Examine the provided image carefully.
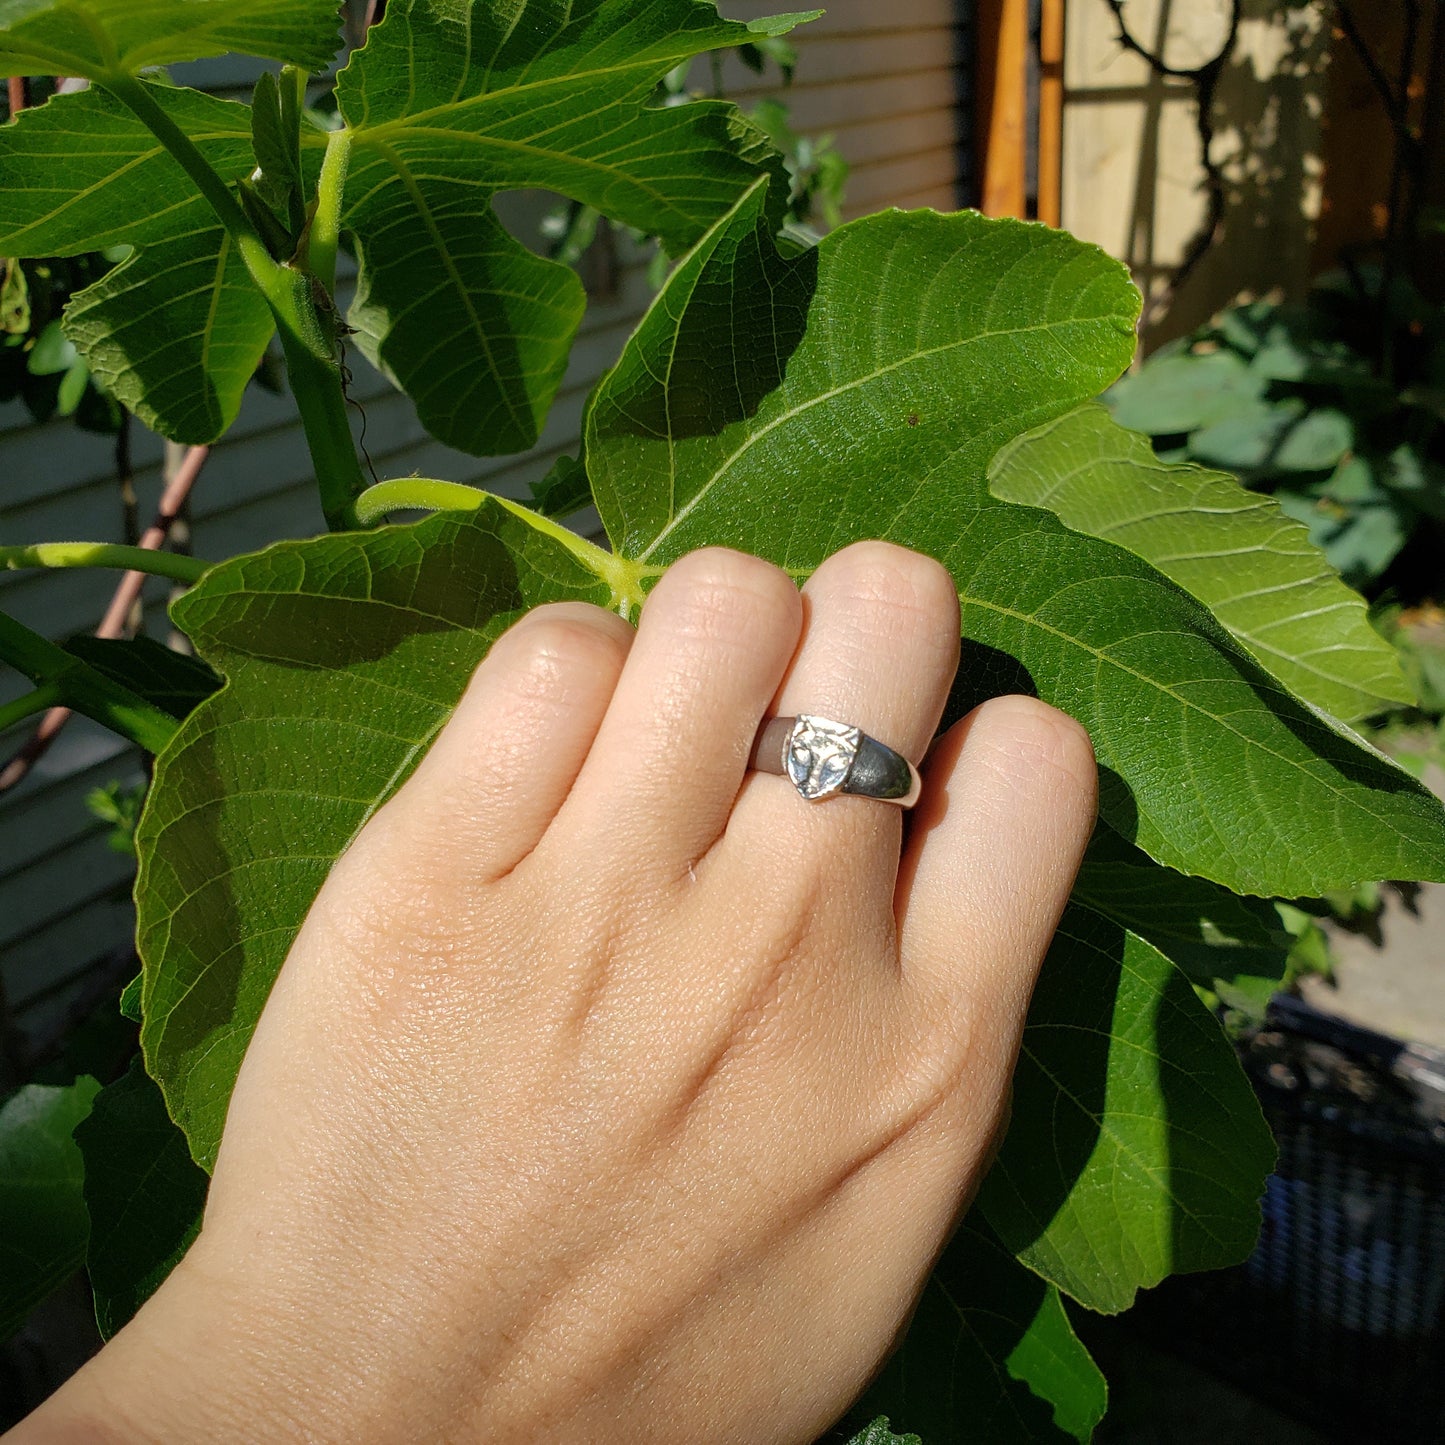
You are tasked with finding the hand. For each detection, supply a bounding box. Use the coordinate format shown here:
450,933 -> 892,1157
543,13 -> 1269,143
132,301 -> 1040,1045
18,543 -> 1096,1444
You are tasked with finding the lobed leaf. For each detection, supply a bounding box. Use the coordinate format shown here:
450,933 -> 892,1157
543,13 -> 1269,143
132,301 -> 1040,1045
0,0 -> 340,81
988,403 -> 1413,722
0,86 -> 272,442
137,501 -> 614,1168
857,1217 -> 1106,1442
75,1059 -> 208,1339
332,0 -> 811,456
979,907 -> 1276,1314
0,1077 -> 100,1339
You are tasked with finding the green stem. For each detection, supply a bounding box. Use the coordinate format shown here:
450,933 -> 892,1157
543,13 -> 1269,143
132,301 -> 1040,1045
352,480 -> 661,616
102,73 -> 271,275
280,328 -> 371,530
0,681 -> 62,733
0,612 -> 177,754
311,128 -> 351,293
0,543 -> 210,585
103,72 -> 368,532
352,477 -> 489,526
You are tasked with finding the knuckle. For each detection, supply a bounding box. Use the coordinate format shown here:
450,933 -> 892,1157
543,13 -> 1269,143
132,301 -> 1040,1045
819,542 -> 959,644
973,695 -> 1097,797
652,547 -> 797,640
489,607 -> 629,702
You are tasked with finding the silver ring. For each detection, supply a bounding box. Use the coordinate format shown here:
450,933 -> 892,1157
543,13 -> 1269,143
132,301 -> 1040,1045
749,714 -> 922,808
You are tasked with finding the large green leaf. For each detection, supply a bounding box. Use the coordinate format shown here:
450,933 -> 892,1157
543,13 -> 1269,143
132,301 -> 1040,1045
856,1218 -> 1106,1442
0,86 -> 272,442
0,1077 -> 100,1339
75,1059 -> 208,1340
138,500 -> 614,1169
978,906 -> 1275,1314
332,0 -> 812,456
988,404 -> 1412,723
584,197 -> 1445,897
0,0 -> 340,80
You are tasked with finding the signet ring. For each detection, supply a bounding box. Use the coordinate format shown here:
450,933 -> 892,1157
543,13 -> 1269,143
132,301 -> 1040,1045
749,714 -> 922,808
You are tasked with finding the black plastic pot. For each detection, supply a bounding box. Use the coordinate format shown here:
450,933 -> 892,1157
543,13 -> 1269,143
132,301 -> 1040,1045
1136,996 -> 1445,1441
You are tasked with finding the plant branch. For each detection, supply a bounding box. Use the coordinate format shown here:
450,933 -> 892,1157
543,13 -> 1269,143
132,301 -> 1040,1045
101,72 -> 269,269
0,681 -> 62,734
1102,0 -> 1242,329
0,543 -> 210,585
0,611 -> 177,754
0,443 -> 210,793
1334,1 -> 1419,157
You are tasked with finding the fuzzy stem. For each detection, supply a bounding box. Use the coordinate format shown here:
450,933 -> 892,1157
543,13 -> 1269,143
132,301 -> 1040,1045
0,543 -> 210,585
352,477 -> 489,525
311,128 -> 351,293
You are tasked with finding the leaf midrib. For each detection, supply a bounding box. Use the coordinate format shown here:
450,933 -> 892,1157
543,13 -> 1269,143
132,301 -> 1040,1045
633,315 -> 1116,562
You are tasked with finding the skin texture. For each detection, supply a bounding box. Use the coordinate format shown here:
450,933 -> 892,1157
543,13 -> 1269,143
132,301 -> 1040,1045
11,542 -> 1097,1445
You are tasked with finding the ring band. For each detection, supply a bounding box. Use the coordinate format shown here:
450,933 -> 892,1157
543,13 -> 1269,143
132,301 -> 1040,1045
749,714 -> 922,808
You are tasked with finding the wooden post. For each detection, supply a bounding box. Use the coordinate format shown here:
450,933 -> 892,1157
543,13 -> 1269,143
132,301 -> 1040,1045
1037,0 -> 1065,227
976,0 -> 1030,217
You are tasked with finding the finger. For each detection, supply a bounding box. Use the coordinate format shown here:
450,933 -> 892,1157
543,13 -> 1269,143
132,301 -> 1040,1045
723,540 -> 960,912
373,602 -> 634,880
896,695 -> 1097,1103
552,548 -> 802,873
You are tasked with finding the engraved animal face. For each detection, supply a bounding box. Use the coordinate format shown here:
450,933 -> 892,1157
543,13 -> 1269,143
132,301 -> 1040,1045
786,715 -> 861,801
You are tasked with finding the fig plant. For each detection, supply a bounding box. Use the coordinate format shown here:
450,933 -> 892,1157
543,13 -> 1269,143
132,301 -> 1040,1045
2,1 -> 1444,1439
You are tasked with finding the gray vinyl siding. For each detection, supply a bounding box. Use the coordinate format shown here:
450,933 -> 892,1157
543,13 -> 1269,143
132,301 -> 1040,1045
0,3 -> 967,1066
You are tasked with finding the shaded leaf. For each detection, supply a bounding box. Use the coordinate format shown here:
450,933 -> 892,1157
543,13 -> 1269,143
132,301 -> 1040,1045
0,1077 -> 100,1339
979,907 -> 1275,1313
138,501 -> 614,1168
65,636 -> 222,722
333,0 -> 812,455
64,221 -> 274,443
0,0 -> 340,81
529,453 -> 593,519
857,1217 -> 1105,1442
0,86 -> 272,443
1074,824 -> 1289,993
1186,399 -> 1352,475
987,403 -> 1412,721
250,68 -> 307,239
76,1058 -> 207,1339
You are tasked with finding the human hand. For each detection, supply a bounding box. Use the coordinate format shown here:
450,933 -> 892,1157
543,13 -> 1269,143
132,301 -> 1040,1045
18,542 -> 1096,1444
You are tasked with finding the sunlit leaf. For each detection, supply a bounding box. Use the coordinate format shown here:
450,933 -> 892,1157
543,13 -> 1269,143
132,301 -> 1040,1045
979,907 -> 1275,1313
333,0 -> 812,455
988,403 -> 1412,722
0,0 -> 340,81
